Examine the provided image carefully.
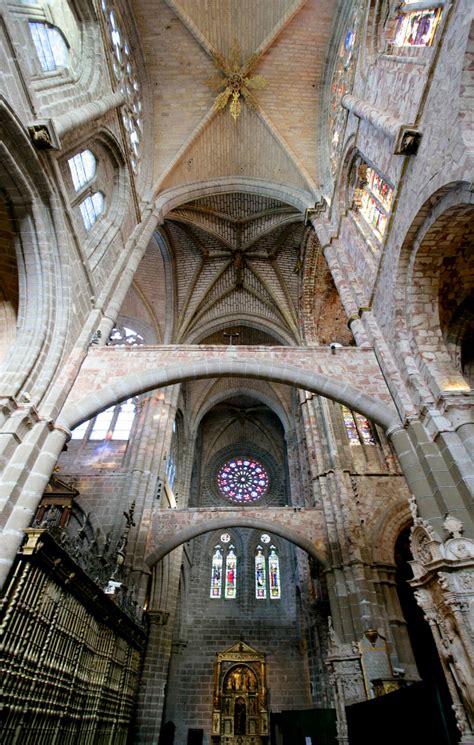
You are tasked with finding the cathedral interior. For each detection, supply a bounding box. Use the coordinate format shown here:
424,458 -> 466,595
0,1 -> 473,744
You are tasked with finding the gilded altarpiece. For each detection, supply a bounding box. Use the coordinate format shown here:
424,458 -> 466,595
212,642 -> 269,745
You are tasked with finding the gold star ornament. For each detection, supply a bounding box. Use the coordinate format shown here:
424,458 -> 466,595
208,41 -> 267,121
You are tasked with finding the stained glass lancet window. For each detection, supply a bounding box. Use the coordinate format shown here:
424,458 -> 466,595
341,405 -> 375,445
353,161 -> 394,240
393,5 -> 442,48
225,546 -> 237,599
217,457 -> 269,503
210,546 -> 223,598
255,547 -> 267,599
269,547 -> 281,599
328,0 -> 364,176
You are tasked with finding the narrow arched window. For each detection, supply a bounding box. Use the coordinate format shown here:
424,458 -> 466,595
70,398 -> 137,442
268,546 -> 281,599
210,546 -> 223,598
68,151 -> 97,192
79,192 -> 105,231
255,546 -> 267,599
225,546 -> 237,599
29,22 -> 68,72
357,166 -> 393,239
341,405 -> 375,445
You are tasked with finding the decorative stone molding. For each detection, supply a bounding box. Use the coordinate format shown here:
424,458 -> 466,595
409,516 -> 474,741
325,617 -> 365,745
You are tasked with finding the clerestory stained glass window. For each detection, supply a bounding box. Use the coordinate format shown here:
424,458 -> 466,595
225,546 -> 237,598
217,457 -> 269,503
353,161 -> 394,240
269,547 -> 281,599
341,405 -> 375,445
210,546 -> 223,598
394,7 -> 442,47
255,547 -> 266,599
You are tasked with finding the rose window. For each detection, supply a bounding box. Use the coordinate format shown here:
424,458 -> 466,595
217,457 -> 269,503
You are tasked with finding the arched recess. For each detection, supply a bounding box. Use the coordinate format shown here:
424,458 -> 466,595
188,318 -> 292,346
392,181 -> 474,399
191,386 -> 290,435
145,515 -> 325,568
0,99 -> 71,401
0,193 -> 19,365
59,357 -> 399,434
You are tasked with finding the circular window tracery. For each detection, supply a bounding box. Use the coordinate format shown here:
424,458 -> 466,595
217,457 -> 269,503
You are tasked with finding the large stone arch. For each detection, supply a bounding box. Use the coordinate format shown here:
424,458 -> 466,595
154,177 -> 314,219
392,181 -> 474,400
0,99 -> 71,401
145,515 -> 326,567
59,357 -> 399,433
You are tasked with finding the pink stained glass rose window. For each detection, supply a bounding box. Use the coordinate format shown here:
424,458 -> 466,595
217,457 -> 269,503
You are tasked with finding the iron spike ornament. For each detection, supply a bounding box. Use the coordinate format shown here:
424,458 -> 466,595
209,40 -> 267,121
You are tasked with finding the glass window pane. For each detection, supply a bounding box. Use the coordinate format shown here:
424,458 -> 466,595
29,22 -> 68,72
225,547 -> 237,599
79,192 -> 104,231
210,547 -> 223,598
70,421 -> 88,440
68,150 -> 96,191
255,547 -> 266,599
269,548 -> 281,599
90,409 -> 114,440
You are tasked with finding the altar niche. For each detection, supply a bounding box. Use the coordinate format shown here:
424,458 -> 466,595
211,642 -> 269,745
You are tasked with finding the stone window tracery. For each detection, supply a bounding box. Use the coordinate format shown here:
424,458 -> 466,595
107,325 -> 144,346
29,21 -> 68,72
217,457 -> 269,504
100,0 -> 143,174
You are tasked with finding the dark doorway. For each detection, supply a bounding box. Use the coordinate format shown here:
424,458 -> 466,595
186,728 -> 203,745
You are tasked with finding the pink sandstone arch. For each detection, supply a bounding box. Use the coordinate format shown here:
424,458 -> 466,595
59,357 -> 400,433
145,515 -> 325,567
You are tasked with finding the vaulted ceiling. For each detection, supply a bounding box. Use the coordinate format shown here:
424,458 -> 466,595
132,0 -> 338,200
164,193 -> 303,343
127,0 -> 342,346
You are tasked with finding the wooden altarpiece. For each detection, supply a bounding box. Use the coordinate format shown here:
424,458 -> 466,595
211,641 -> 269,745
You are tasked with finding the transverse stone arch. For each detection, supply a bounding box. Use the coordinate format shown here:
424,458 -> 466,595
145,515 -> 326,568
59,357 -> 400,434
154,177 -> 314,219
